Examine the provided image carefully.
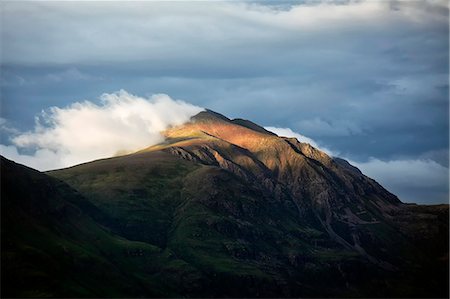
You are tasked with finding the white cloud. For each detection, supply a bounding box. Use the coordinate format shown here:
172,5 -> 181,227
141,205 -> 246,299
351,158 -> 449,204
0,117 -> 19,135
0,90 -> 203,170
264,126 -> 449,204
264,126 -> 337,156
352,158 -> 448,189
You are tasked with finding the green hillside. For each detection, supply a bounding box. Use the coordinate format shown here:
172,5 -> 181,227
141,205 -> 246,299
2,111 -> 448,297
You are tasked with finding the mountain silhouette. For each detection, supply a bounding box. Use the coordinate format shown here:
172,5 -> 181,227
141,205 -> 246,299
2,110 -> 448,297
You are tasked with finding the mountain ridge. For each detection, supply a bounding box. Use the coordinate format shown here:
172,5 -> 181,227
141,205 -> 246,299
2,110 -> 448,297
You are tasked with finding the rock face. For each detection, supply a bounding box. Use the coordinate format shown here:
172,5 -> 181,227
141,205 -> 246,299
151,111 -> 406,266
2,110 -> 449,298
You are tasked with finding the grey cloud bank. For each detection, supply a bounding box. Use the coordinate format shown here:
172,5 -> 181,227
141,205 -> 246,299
0,0 -> 448,203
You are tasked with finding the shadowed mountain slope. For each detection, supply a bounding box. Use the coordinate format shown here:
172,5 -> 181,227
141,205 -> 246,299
2,110 -> 448,297
1,156 -> 214,297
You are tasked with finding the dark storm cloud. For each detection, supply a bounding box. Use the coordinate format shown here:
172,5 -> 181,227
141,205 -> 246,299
0,0 -> 448,203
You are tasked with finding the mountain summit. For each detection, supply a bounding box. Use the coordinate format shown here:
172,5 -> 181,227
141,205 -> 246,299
2,110 -> 448,298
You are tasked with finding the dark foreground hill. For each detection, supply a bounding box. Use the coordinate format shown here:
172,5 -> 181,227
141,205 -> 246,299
1,110 -> 449,297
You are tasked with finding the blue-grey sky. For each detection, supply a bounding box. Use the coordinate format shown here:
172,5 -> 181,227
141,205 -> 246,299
0,0 -> 448,204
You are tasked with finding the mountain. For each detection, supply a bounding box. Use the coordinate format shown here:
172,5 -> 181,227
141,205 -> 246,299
2,110 -> 448,297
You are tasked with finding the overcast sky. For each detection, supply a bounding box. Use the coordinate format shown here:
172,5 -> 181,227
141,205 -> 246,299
0,0 -> 448,204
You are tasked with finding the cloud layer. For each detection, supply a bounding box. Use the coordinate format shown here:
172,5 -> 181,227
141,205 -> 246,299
0,90 -> 203,170
352,158 -> 449,204
0,0 -> 447,203
2,1 -> 447,65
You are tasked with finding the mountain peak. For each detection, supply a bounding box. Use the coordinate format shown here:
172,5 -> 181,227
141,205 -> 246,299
191,109 -> 231,123
156,110 -> 400,206
190,109 -> 276,136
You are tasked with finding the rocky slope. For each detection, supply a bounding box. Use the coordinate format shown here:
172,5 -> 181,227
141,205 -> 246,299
142,111 -> 415,268
2,110 -> 448,297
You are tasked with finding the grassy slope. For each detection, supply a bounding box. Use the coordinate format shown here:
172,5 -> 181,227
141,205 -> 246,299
48,150 -> 448,297
1,156 -> 194,297
50,151 -> 379,297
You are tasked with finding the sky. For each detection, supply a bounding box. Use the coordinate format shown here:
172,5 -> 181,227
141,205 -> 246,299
0,0 -> 448,204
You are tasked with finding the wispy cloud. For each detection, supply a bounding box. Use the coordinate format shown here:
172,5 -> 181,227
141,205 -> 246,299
0,90 -> 203,170
44,68 -> 101,83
